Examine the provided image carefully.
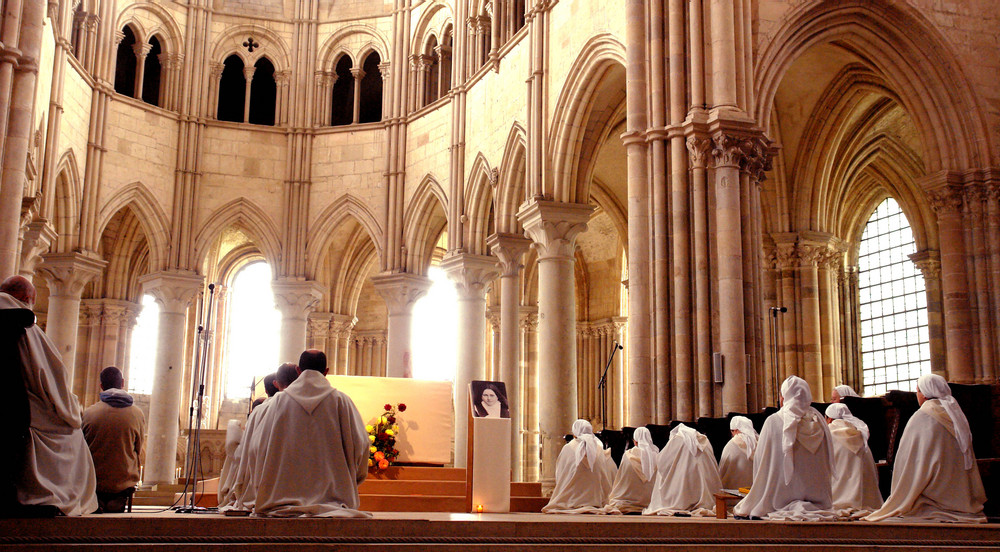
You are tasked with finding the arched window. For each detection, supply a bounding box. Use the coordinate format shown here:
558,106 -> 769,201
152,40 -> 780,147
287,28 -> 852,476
441,26 -> 453,95
141,36 -> 162,106
424,36 -> 440,107
71,3 -> 86,60
412,265 -> 458,381
223,262 -> 281,399
248,57 -> 276,126
359,52 -> 383,123
858,198 -> 930,395
114,26 -> 138,97
330,55 -> 354,126
217,55 -> 246,123
127,294 -> 160,395
513,0 -> 526,33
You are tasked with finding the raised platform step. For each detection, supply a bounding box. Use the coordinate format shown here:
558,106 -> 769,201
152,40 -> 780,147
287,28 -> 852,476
368,466 -> 466,481
1,513 -> 996,551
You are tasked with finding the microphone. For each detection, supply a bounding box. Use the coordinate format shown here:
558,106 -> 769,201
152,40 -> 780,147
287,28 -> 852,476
616,343 -> 624,350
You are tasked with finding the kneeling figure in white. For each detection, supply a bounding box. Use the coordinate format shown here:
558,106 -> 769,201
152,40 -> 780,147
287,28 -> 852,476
733,376 -> 836,521
605,427 -> 658,514
643,424 -> 721,517
719,416 -> 757,491
542,419 -> 615,514
825,403 -> 882,516
865,374 -> 986,523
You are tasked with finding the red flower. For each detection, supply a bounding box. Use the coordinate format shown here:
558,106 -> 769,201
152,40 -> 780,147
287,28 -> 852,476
378,432 -> 387,440
384,403 -> 392,411
398,403 -> 407,412
388,415 -> 396,423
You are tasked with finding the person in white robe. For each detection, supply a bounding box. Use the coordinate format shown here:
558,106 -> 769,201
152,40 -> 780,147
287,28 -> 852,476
216,418 -> 243,509
733,376 -> 837,521
644,424 -> 721,516
606,427 -> 658,514
218,395 -> 275,512
719,416 -> 757,490
831,385 -> 859,403
825,403 -> 882,516
244,350 -> 370,517
542,419 -> 616,514
1,277 -> 97,516
866,374 -> 986,523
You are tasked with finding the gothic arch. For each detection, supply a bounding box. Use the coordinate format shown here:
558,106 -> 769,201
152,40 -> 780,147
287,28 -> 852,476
589,178 -> 628,254
331,230 -> 380,316
496,122 -> 526,234
306,194 -> 384,278
192,198 -> 282,275
115,1 -> 183,55
319,24 -> 390,69
754,0 -> 993,171
51,150 -> 82,252
97,182 -> 170,273
403,175 -> 448,274
98,205 -> 151,301
548,34 -> 627,203
465,152 -> 495,255
411,0 -> 453,58
210,25 -> 291,73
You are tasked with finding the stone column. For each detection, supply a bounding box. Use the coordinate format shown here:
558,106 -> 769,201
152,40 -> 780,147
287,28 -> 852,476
330,313 -> 357,375
711,134 -> 747,413
378,62 -> 391,120
132,42 -> 151,100
307,312 -> 333,361
271,279 -> 323,365
487,307 -> 501,380
520,306 -> 539,482
139,270 -> 203,485
440,253 -> 500,468
911,252 -> 946,375
926,184 -> 974,382
242,65 -> 256,123
372,273 -> 432,377
37,253 -> 106,386
517,199 -> 592,488
487,232 -> 531,480
350,67 -> 365,124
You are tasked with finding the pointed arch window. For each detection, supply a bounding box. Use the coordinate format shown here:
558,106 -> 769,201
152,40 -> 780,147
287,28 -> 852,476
330,56 -> 354,126
424,36 -> 440,107
127,294 -> 160,395
113,26 -> 164,107
217,55 -> 246,123
141,36 -> 163,106
359,52 -> 383,123
223,262 -> 281,399
858,198 -> 930,395
249,57 -> 277,126
114,26 -> 138,97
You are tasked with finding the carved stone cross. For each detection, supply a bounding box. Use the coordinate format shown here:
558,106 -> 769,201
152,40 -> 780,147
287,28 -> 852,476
243,37 -> 260,53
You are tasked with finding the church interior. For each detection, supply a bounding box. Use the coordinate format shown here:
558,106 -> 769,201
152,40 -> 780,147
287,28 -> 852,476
1,0 -> 999,548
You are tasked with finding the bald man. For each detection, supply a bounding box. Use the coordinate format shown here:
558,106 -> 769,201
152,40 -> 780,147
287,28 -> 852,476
0,276 -> 97,516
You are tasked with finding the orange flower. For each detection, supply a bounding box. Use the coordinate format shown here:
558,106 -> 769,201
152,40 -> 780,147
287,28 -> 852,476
378,459 -> 389,470
374,451 -> 384,461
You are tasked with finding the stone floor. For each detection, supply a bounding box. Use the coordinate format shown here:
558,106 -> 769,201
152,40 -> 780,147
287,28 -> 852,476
1,508 -> 997,551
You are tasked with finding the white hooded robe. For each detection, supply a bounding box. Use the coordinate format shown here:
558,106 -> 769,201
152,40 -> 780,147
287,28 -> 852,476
542,420 -> 615,514
3,293 -> 97,516
605,427 -> 657,514
825,404 -> 882,516
643,424 -> 721,517
719,434 -> 754,491
244,370 -> 370,517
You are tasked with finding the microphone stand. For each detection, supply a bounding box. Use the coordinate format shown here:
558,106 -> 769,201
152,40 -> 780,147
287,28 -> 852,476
178,283 -> 217,513
597,342 -> 623,431
768,306 -> 787,406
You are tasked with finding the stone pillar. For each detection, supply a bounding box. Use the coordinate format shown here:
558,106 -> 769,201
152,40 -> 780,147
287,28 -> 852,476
926,184 -> 974,382
487,232 -> 531,480
132,42 -> 151,100
440,253 -> 500,468
330,313 -> 357,375
517,199 -> 592,488
372,273 -> 432,377
242,66 -> 256,123
520,306 -> 539,482
271,280 -> 323,365
139,270 -> 203,485
911,252 -> 946,376
307,312 -> 333,361
350,67 -> 365,124
711,134 -> 747,413
37,253 -> 106,386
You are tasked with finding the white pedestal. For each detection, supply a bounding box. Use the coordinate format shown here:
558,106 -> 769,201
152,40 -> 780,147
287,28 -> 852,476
468,417 -> 511,513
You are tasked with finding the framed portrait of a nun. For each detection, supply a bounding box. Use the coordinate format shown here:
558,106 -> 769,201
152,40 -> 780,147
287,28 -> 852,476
470,381 -> 511,419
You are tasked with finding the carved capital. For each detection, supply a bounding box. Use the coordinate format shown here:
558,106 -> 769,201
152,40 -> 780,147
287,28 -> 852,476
909,250 -> 941,281
519,308 -> 539,331
19,220 -> 57,278
927,186 -> 964,215
271,279 -> 324,321
711,133 -> 753,169
486,307 -> 501,331
487,233 -> 532,277
79,300 -> 104,327
139,270 -> 204,315
329,313 -> 358,337
685,136 -> 713,168
307,312 -> 334,338
350,67 -> 366,80
517,199 -> 593,261
440,253 -> 501,301
372,272 -> 432,316
38,252 -> 106,298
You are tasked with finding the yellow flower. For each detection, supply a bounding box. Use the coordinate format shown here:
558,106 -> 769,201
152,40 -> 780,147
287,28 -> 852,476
380,416 -> 388,424
368,459 -> 373,467
365,424 -> 374,433
392,425 -> 399,432
385,429 -> 394,437
369,435 -> 375,443
370,445 -> 377,453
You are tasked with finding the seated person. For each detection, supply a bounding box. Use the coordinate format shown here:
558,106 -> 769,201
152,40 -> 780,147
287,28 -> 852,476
825,403 -> 882,516
644,424 -> 721,516
246,350 -> 370,517
275,362 -> 299,391
1,276 -> 97,516
542,419 -> 615,514
831,385 -> 859,403
606,427 -> 658,514
82,367 -> 146,513
734,376 -> 836,521
719,416 -> 757,490
866,374 -> 986,523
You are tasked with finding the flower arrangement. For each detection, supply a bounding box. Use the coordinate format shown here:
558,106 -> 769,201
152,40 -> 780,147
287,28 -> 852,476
367,402 -> 406,473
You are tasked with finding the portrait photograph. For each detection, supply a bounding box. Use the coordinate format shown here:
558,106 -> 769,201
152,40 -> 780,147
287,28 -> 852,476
469,380 -> 511,419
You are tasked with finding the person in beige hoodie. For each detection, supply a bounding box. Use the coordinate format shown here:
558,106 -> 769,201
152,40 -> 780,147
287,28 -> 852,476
82,366 -> 145,513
